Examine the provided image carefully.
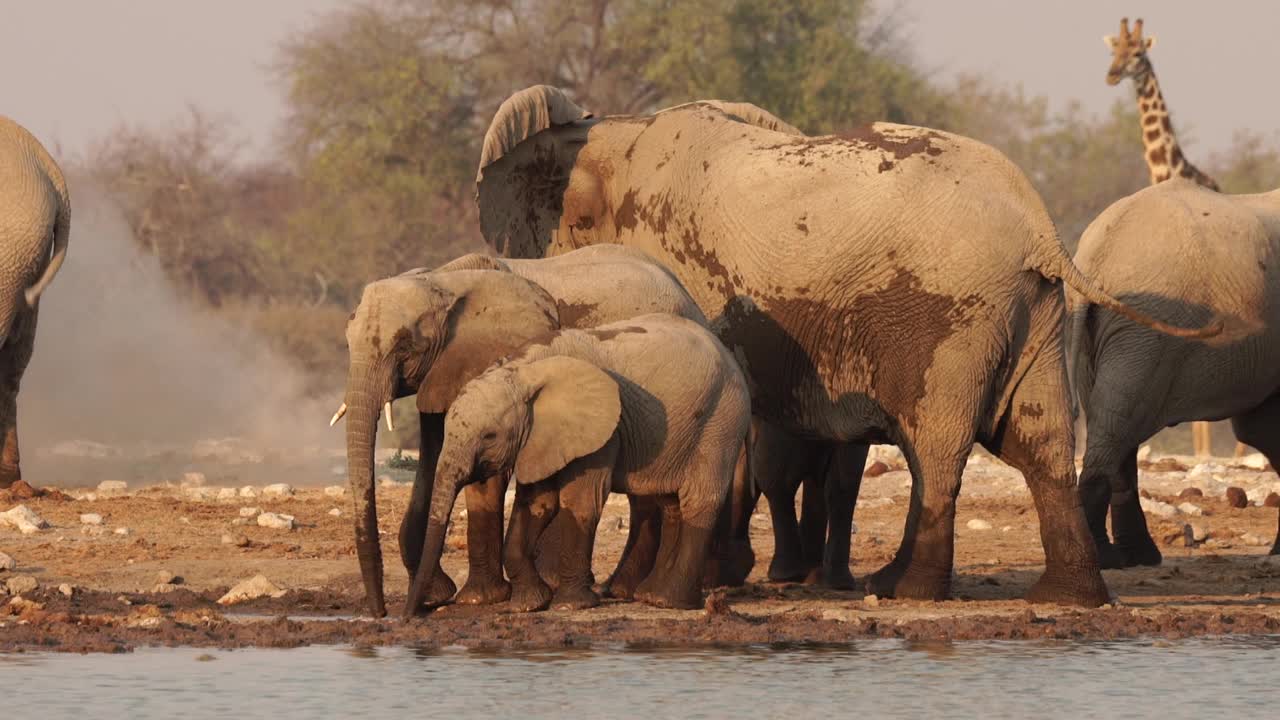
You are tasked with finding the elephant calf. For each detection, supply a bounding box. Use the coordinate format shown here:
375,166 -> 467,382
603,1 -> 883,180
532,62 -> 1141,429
404,314 -> 751,616
1070,179 -> 1280,566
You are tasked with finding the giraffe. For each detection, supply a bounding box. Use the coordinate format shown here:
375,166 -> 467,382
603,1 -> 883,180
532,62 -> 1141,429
1104,17 -> 1246,459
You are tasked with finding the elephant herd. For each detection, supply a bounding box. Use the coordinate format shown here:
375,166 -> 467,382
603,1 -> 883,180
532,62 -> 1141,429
1,81 -> 1277,621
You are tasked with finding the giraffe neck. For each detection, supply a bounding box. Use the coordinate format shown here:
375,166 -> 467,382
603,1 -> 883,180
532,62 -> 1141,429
1131,59 -> 1218,190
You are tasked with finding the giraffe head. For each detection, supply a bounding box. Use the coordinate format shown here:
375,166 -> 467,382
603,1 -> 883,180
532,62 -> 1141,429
1103,17 -> 1156,86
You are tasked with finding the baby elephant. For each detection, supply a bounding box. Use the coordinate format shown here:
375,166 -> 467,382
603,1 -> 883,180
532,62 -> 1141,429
404,314 -> 751,616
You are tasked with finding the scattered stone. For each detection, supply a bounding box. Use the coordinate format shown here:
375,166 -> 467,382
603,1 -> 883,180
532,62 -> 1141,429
863,594 -> 880,608
238,507 -> 260,518
185,486 -> 222,502
117,595 -> 133,605
1188,463 -> 1228,481
0,505 -> 49,534
1265,492 -> 1280,509
328,508 -> 342,517
261,483 -> 294,497
1240,533 -> 1270,547
230,517 -> 250,526
58,583 -> 74,597
1176,502 -> 1204,517
96,480 -> 129,497
1237,453 -> 1271,471
79,513 -> 104,525
155,570 -> 183,585
8,596 -> 43,613
1178,487 -> 1204,499
1246,485 -> 1274,506
114,527 -> 130,536
239,486 -> 258,498
1189,523 -> 1209,543
323,485 -> 346,498
221,533 -> 250,547
256,512 -> 296,530
863,461 -> 890,478
217,574 -> 286,605
5,575 -> 38,595
1139,497 -> 1179,518
0,551 -> 13,570
1225,487 -> 1249,509
966,519 -> 993,531
216,487 -> 238,501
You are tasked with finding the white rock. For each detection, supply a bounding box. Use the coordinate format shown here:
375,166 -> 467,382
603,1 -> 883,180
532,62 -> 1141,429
1136,445 -> 1152,462
0,505 -> 49,534
5,575 -> 37,595
58,583 -> 74,597
863,594 -> 880,608
1238,453 -> 1271,470
323,485 -> 346,498
1190,523 -> 1209,542
181,472 -> 207,487
1139,497 -> 1179,518
256,512 -> 296,530
966,519 -> 993,531
114,527 -> 130,536
1187,463 -> 1228,482
1240,533 -> 1270,547
79,513 -> 103,525
216,487 -> 238,501
261,483 -> 294,497
217,574 -> 286,604
328,508 -> 342,517
239,486 -> 258,498
0,551 -> 15,571
96,480 -> 129,497
1246,485 -> 1275,506
238,507 -> 260,518
1176,502 -> 1203,517
1001,526 -> 1013,532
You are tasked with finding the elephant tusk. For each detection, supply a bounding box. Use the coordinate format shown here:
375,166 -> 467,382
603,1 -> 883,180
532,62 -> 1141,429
329,402 -> 348,427
384,402 -> 395,432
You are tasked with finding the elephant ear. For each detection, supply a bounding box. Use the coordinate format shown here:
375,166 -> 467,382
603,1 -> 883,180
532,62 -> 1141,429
416,270 -> 559,414
512,355 -> 621,485
476,85 -> 593,185
432,253 -> 509,273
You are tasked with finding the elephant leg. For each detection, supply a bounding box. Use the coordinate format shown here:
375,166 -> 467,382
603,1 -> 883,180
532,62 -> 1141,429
551,438 -> 616,610
822,442 -> 867,590
756,423 -> 810,582
1231,397 -> 1280,556
1108,450 -> 1161,567
455,473 -> 512,605
398,413 -> 457,608
503,481 -> 558,612
799,465 -> 830,584
0,306 -> 36,490
990,352 -> 1109,607
1079,438 -> 1147,569
702,439 -> 758,588
603,495 -> 661,599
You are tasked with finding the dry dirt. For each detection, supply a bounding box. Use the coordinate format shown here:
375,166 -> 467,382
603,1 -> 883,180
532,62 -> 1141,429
2,448 -> 1280,653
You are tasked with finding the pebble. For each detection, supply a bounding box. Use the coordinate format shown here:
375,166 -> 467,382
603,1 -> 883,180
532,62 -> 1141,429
58,583 -> 74,597
1266,492 -> 1280,509
221,533 -> 250,547
0,505 -> 49,534
328,508 -> 342,517
5,575 -> 38,595
863,594 -> 880,608
1189,523 -> 1209,542
96,480 -> 129,497
155,570 -> 182,585
239,486 -> 258,498
1238,453 -> 1271,470
257,512 -> 296,530
323,485 -> 346,498
79,513 -> 104,525
238,507 -> 261,518
1139,497 -> 1179,518
863,461 -> 891,478
966,519 -> 993,531
1177,487 -> 1204,499
1225,487 -> 1249,509
217,574 -> 286,605
1240,533 -> 1270,547
261,483 -> 295,497
0,551 -> 14,570
114,527 -> 130,536
216,488 -> 239,501
1176,502 -> 1203,517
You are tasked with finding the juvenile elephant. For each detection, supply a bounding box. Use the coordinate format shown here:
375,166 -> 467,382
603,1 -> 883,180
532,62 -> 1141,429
404,314 -> 751,616
1070,179 -> 1280,566
336,245 -> 725,617
475,85 -> 1221,606
0,117 -> 71,489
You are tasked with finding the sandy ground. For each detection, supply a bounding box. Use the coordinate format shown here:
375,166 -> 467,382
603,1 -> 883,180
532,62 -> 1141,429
2,445 -> 1280,653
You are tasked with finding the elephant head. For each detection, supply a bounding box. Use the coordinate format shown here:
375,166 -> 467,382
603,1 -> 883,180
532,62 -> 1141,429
339,269 -> 559,617
403,355 -> 621,616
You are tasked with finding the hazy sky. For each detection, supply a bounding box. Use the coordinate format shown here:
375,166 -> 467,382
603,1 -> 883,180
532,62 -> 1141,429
1,1 -> 1273,162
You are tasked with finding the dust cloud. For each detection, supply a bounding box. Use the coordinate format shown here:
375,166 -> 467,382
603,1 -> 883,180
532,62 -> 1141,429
19,184 -> 344,487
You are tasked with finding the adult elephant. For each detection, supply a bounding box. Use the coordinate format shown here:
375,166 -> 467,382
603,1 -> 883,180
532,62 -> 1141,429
474,85 -> 1220,605
1070,179 -> 1280,565
0,117 -> 71,489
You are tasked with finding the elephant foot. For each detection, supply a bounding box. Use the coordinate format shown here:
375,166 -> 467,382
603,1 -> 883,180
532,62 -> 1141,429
405,572 -> 458,615
865,561 -> 950,601
1113,536 -> 1162,568
0,464 -> 20,491
1094,539 -> 1130,570
1025,567 -> 1110,608
704,540 -> 754,588
635,577 -> 703,610
822,563 -> 858,591
602,567 -> 644,600
455,570 -> 511,606
801,566 -> 823,585
767,553 -> 810,583
509,579 -> 552,613
551,585 -> 600,611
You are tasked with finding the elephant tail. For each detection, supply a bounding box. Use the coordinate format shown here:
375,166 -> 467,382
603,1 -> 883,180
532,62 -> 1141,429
1065,303 -> 1095,421
24,143 -> 71,307
1030,249 -> 1223,340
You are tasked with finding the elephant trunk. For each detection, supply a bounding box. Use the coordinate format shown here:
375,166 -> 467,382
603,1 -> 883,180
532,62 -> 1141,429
404,448 -> 469,618
344,357 -> 394,617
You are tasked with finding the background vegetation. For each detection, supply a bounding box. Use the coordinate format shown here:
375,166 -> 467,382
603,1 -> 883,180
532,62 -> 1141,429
77,0 -> 1280,448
